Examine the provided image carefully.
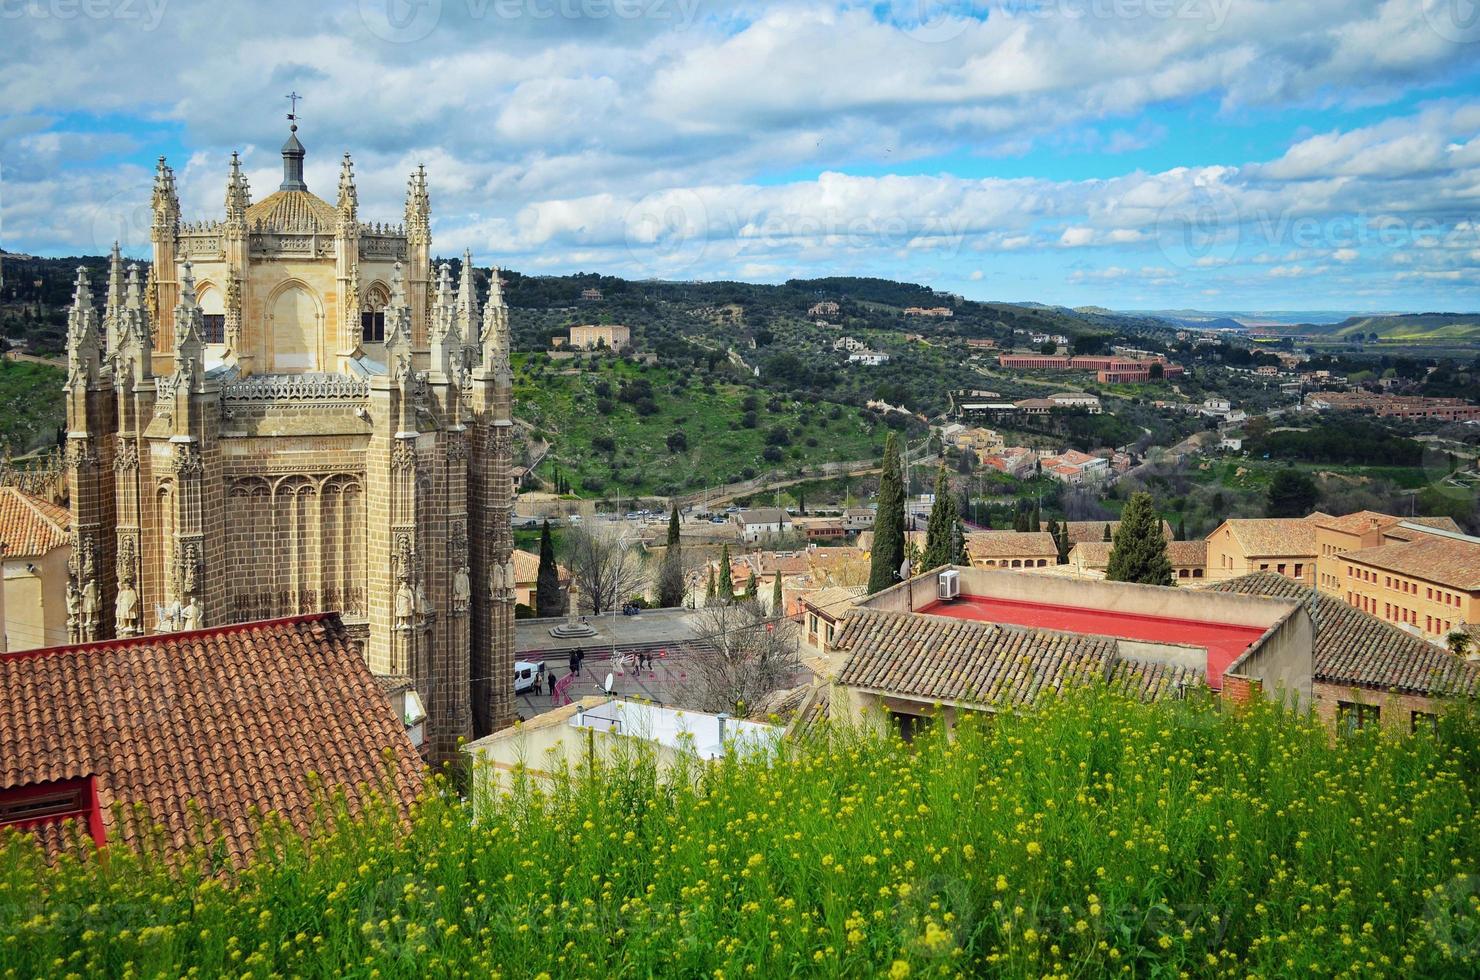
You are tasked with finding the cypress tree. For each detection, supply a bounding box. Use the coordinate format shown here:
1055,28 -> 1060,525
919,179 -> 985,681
1106,492 -> 1174,587
867,433 -> 907,594
923,469 -> 961,571
535,520 -> 562,616
1031,499 -> 1041,532
655,504 -> 686,608
705,567 -> 716,603
718,545 -> 734,604
1055,522 -> 1070,564
772,568 -> 783,613
667,504 -> 681,547
745,570 -> 759,602
1103,522 -> 1112,542
1175,516 -> 1187,541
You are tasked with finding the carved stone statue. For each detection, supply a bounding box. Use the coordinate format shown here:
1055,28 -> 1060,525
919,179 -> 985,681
395,580 -> 415,630
81,578 -> 99,629
116,582 -> 139,636
452,565 -> 471,613
414,580 -> 433,623
66,579 -> 82,640
181,595 -> 201,632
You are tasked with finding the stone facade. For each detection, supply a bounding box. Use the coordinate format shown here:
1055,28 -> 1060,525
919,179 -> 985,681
64,126 -> 516,761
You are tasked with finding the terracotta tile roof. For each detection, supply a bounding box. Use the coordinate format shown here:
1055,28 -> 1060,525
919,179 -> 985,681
738,508 -> 788,526
1209,573 -> 1479,696
834,608 -> 1201,709
0,614 -> 424,863
1167,540 -> 1208,566
1339,536 -> 1480,591
1071,542 -> 1113,568
512,549 -> 567,584
1312,511 -> 1461,537
800,586 -> 864,620
1062,520 -> 1174,545
0,487 -> 71,558
1216,516 -> 1327,557
1072,539 -> 1204,570
964,531 -> 1058,559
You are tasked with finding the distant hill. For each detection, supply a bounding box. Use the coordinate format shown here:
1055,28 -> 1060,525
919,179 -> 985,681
1285,312 -> 1480,342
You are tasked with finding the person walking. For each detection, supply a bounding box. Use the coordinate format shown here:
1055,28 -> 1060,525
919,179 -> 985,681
569,650 -> 580,677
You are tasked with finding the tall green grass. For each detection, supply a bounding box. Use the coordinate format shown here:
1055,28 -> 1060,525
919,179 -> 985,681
3,689 -> 1478,977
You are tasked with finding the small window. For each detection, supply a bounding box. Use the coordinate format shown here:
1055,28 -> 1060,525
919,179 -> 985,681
201,313 -> 225,344
1411,711 -> 1438,734
1294,563 -> 1303,578
0,778 -> 95,841
1277,563 -> 1287,576
361,311 -> 386,344
1337,701 -> 1380,734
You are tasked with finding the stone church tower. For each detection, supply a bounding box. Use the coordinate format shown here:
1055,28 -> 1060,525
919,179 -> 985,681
63,122 -> 517,759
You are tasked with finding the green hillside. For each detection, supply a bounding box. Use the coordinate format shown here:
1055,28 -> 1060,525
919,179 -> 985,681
513,353 -> 892,498
0,359 -> 65,453
1297,313 -> 1480,342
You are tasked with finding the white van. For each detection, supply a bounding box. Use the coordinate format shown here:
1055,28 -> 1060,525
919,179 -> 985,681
514,660 -> 547,694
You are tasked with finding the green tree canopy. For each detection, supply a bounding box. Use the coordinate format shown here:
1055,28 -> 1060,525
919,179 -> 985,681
867,432 -> 906,594
1106,492 -> 1173,587
1266,469 -> 1319,518
535,520 -> 563,616
923,469 -> 965,570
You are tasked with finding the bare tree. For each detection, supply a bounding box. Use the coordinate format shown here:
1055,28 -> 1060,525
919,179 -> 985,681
565,526 -> 648,615
687,602 -> 801,715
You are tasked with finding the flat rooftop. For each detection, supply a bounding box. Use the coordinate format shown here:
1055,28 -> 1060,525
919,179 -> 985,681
917,595 -> 1269,689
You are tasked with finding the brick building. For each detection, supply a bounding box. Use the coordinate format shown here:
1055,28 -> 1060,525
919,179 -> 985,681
61,123 -> 517,761
1213,573 -> 1479,733
1205,516 -> 1325,587
1330,530 -> 1480,642
562,324 -> 630,350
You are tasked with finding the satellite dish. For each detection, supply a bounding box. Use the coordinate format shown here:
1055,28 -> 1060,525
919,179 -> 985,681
899,558 -> 912,580
603,672 -> 615,694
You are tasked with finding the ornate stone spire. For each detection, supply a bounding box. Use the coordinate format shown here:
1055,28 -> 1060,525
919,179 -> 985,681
429,261 -> 458,376
337,152 -> 358,231
171,261 -> 205,389
456,249 -> 480,356
384,262 -> 412,366
345,261 -> 362,349
151,157 -> 179,233
102,242 -> 125,355
481,266 -> 511,383
65,267 -> 103,391
225,151 -> 251,226
144,263 -> 160,328
404,165 -> 430,245
115,263 -> 154,386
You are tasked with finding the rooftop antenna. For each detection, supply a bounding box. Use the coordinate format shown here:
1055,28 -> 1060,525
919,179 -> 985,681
603,672 -> 615,696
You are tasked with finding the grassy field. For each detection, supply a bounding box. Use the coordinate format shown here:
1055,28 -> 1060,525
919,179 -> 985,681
0,359 -> 65,454
3,688 -> 1477,977
513,354 -> 889,498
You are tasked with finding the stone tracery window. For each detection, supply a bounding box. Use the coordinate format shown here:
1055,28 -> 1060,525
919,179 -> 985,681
361,283 -> 389,344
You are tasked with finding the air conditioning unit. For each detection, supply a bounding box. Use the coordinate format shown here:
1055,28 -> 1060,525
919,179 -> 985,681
938,569 -> 960,601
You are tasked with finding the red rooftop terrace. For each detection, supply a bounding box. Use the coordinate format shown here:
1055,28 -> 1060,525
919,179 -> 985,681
861,566 -> 1314,701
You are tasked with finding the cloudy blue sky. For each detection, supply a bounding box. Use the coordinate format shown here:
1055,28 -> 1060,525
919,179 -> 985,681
2,0 -> 1479,311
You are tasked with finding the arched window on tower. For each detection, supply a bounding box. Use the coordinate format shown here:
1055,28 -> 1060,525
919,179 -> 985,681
361,283 -> 389,344
197,282 -> 225,344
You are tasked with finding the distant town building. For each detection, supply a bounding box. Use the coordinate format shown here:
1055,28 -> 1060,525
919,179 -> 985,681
1206,517 -> 1325,587
902,306 -> 953,317
579,287 -> 603,301
735,507 -> 790,543
807,301 -> 840,318
832,336 -> 868,352
1038,449 -> 1110,485
1327,526 -> 1479,642
560,323 -> 631,350
1049,392 -> 1103,413
848,350 -> 889,366
997,353 -> 1183,382
965,338 -> 997,349
963,531 -> 1059,569
981,447 -> 1037,479
1303,390 -> 1480,421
